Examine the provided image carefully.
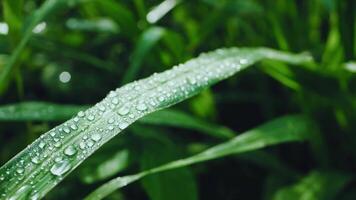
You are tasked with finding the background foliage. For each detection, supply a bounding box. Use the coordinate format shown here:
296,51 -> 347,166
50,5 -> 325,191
0,0 -> 355,199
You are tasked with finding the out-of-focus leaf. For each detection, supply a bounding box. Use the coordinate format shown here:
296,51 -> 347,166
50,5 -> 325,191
141,109 -> 234,139
2,0 -> 23,38
190,89 -> 216,120
272,171 -> 351,200
79,150 -> 129,184
146,0 -> 181,24
85,115 -> 311,200
344,62 -> 356,73
0,102 -> 88,121
92,0 -> 137,37
122,27 -> 166,84
0,0 -> 87,95
66,18 -> 119,33
135,127 -> 198,200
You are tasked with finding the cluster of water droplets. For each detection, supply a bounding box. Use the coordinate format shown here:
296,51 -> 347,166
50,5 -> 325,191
0,48 -> 258,199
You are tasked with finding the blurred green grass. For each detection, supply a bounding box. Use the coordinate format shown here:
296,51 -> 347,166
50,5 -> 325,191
0,0 -> 355,199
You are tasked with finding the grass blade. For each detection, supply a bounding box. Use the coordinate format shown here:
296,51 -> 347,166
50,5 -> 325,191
85,115 -> 311,200
0,47 -> 311,199
141,109 -> 234,139
0,102 -> 88,121
272,171 -> 351,200
122,27 -> 166,84
0,102 -> 233,139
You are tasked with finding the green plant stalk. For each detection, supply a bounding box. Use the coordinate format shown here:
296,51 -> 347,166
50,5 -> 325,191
0,47 -> 311,199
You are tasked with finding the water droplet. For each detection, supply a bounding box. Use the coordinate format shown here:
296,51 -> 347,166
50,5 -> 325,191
99,105 -> 106,111
70,124 -> 77,130
50,132 -> 56,137
54,141 -> 62,148
50,160 -> 72,176
108,91 -> 117,97
78,111 -> 85,117
108,125 -> 114,131
64,145 -> 77,156
111,98 -> 119,105
158,96 -> 165,102
108,118 -> 115,124
118,107 -> 130,115
240,59 -> 248,64
16,168 -> 24,174
39,142 -> 46,149
31,157 -> 40,164
79,142 -> 86,150
55,157 -> 63,162
91,133 -> 102,141
136,103 -> 147,111
87,140 -> 94,147
63,127 -> 70,133
119,122 -> 129,129
87,115 -> 95,121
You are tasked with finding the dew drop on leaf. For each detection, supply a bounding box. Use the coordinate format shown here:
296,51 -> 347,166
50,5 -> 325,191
64,145 -> 77,156
78,111 -> 85,117
118,107 -> 130,116
91,133 -> 102,142
136,103 -> 147,111
87,115 -> 95,121
38,142 -> 46,149
50,160 -> 72,176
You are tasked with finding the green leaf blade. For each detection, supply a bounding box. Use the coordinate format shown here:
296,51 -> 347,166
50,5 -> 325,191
85,114 -> 311,200
0,47 -> 311,199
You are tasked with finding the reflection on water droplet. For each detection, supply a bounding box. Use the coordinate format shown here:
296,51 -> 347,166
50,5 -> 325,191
119,122 -> 129,129
87,115 -> 95,121
87,140 -> 94,147
54,142 -> 62,148
99,105 -> 106,111
63,127 -> 70,133
50,160 -> 72,176
70,124 -> 77,130
31,157 -> 40,164
118,107 -> 129,115
79,142 -> 86,150
16,168 -> 24,174
39,142 -> 46,149
64,145 -> 77,156
112,98 -> 119,105
136,103 -> 147,111
91,133 -> 102,141
78,111 -> 85,117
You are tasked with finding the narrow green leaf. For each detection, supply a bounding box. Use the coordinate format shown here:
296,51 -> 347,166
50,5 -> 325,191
0,102 -> 233,139
122,27 -> 166,84
0,102 -> 88,121
141,109 -> 234,139
79,149 -> 129,184
137,128 -> 198,200
2,0 -> 23,38
272,171 -> 351,200
85,114 -> 311,200
0,47 -> 311,199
